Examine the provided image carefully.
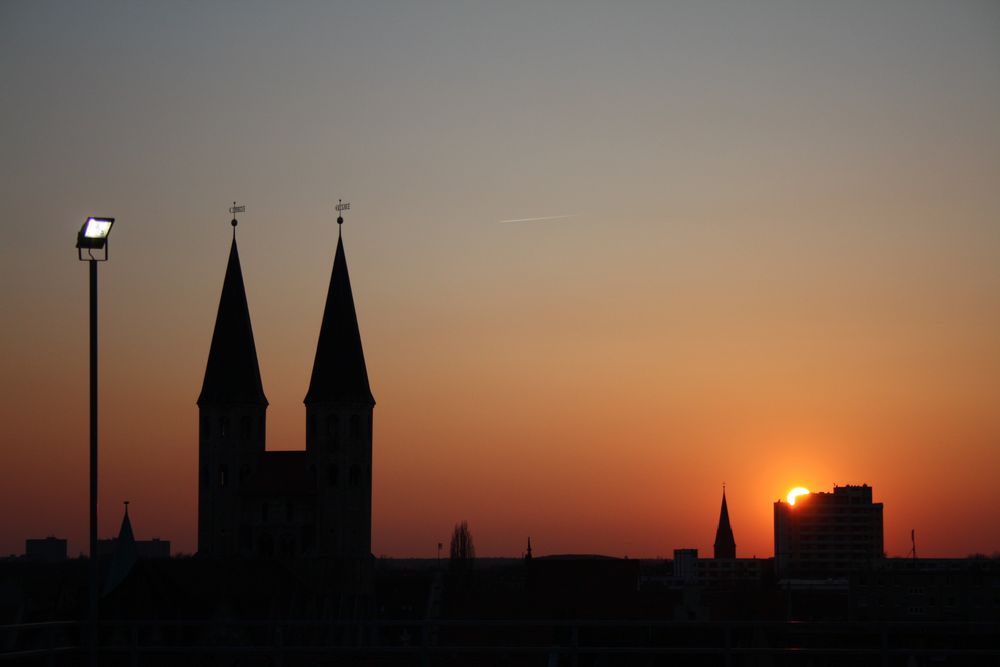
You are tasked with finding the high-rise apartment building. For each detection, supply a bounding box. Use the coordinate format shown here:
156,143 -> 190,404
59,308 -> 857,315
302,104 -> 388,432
774,484 -> 883,577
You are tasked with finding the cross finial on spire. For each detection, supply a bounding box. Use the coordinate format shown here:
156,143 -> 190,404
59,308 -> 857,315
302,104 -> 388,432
123,500 -> 130,515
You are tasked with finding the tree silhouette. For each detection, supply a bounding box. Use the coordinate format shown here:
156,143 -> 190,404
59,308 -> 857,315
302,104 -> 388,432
449,521 -> 475,567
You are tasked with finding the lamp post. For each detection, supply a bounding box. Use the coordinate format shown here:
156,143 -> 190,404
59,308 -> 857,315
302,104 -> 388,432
76,216 -> 114,667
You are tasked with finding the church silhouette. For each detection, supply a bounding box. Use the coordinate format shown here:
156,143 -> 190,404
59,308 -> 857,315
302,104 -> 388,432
196,210 -> 374,578
714,487 -> 736,559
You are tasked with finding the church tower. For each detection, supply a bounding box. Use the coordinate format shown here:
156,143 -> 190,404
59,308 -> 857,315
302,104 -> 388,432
197,219 -> 268,558
304,211 -> 375,560
713,487 -> 736,559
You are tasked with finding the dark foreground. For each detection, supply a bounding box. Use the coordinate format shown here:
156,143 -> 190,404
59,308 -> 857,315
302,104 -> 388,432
2,556 -> 998,665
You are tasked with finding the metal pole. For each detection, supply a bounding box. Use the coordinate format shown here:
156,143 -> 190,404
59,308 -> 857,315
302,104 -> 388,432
89,259 -> 98,667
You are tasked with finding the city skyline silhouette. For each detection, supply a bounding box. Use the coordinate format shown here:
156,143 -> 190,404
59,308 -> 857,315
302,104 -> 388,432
2,2 -> 999,563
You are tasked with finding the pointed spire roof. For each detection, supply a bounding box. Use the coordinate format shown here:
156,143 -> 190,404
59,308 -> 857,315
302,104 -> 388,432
198,238 -> 268,406
104,502 -> 138,595
714,487 -> 736,559
304,234 -> 375,405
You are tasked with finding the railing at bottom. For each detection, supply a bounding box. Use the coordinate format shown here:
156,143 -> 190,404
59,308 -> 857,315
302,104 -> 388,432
2,619 -> 998,665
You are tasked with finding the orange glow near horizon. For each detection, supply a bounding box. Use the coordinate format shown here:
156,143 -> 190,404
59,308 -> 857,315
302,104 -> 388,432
2,2 -> 1000,561
786,487 -> 811,506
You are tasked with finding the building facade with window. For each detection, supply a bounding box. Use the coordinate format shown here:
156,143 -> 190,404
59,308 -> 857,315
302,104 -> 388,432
774,484 -> 883,578
196,223 -> 375,567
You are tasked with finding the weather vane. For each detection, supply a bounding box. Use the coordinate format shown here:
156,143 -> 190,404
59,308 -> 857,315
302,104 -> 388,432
229,201 -> 246,226
335,199 -> 350,226
229,201 -> 246,238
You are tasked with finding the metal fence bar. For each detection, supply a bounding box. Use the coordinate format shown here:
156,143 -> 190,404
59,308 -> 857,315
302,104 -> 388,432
0,647 -> 78,661
2,618 -> 998,662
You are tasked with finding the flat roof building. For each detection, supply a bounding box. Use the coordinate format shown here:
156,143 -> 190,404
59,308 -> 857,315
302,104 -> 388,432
25,537 -> 67,562
774,484 -> 883,578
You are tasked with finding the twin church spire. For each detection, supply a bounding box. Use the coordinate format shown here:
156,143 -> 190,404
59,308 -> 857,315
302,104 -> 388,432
197,204 -> 375,562
199,205 -> 373,409
197,237 -> 268,407
305,234 -> 375,405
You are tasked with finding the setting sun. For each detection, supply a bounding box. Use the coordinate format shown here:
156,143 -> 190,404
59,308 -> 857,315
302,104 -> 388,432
787,487 -> 811,505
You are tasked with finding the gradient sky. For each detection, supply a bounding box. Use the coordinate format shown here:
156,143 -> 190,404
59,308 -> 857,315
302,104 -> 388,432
2,1 -> 999,559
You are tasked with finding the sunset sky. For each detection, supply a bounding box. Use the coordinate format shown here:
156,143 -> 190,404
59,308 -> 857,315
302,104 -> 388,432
2,1 -> 999,559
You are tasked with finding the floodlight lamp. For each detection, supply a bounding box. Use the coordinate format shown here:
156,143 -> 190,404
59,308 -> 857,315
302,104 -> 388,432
76,217 -> 115,251
83,218 -> 113,239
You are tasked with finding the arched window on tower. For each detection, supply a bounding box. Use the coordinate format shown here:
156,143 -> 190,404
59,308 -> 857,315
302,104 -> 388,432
220,417 -> 230,440
327,415 -> 339,451
219,465 -> 228,488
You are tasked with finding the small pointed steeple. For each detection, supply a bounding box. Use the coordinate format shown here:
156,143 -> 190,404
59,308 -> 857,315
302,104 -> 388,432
304,233 -> 375,405
104,501 -> 138,595
198,236 -> 268,406
525,536 -> 533,561
713,486 -> 736,559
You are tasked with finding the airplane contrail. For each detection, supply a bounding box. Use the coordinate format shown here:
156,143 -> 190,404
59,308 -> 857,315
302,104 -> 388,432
499,213 -> 579,223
